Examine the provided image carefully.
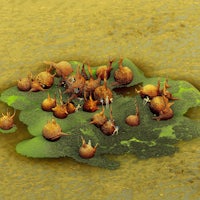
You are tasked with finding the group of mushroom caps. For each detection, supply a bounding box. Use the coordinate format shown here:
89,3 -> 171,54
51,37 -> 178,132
0,58 -> 178,159
136,79 -> 178,121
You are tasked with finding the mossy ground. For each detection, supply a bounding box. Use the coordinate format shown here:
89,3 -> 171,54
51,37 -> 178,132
0,59 -> 200,169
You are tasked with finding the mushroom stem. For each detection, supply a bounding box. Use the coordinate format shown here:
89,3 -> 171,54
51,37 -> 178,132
118,57 -> 123,70
100,105 -> 105,115
60,132 -> 70,136
81,136 -> 86,145
94,143 -> 99,149
165,78 -> 170,88
108,58 -> 114,68
134,98 -> 139,116
103,71 -> 108,89
109,105 -> 114,121
157,79 -> 161,94
10,110 -> 16,119
58,89 -> 64,105
87,64 -> 94,79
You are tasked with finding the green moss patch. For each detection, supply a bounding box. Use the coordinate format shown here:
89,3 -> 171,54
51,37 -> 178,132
0,58 -> 200,169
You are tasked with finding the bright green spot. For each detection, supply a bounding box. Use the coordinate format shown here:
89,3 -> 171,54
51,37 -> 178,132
5,95 -> 19,105
121,138 -> 156,147
154,125 -> 176,139
121,138 -> 142,147
80,128 -> 94,137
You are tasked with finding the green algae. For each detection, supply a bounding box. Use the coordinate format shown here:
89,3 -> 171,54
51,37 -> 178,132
154,125 -> 176,139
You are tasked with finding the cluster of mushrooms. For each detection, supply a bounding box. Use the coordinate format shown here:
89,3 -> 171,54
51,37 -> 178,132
136,79 -> 178,121
0,58 -> 178,159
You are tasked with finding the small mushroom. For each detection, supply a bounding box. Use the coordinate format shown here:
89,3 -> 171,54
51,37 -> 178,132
52,90 -> 68,119
42,119 -> 69,141
96,59 -> 113,80
84,64 -> 101,97
79,136 -> 98,159
30,79 -> 45,92
90,105 -> 107,127
100,106 -> 118,136
35,66 -> 55,88
161,78 -> 179,100
125,99 -> 140,126
66,101 -> 76,114
0,110 -> 16,130
65,65 -> 86,99
17,73 -> 32,91
83,93 -> 99,112
113,58 -> 133,85
93,71 -> 113,104
136,80 -> 160,99
44,61 -> 73,80
152,97 -> 174,121
41,93 -> 56,111
149,95 -> 167,115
